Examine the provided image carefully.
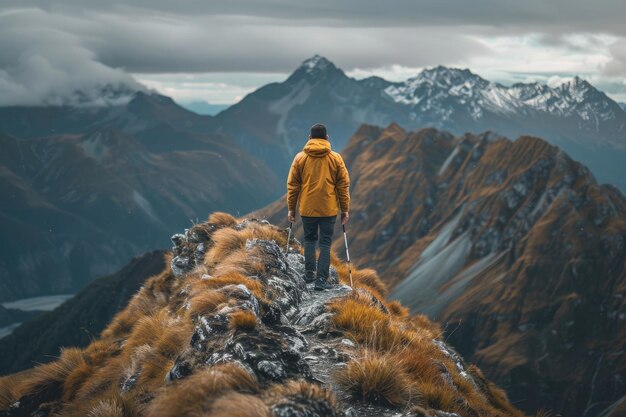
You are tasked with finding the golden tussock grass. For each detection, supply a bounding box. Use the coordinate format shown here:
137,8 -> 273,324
153,322 -> 194,360
387,300 -> 409,317
146,364 -> 259,417
212,249 -> 267,278
265,379 -> 336,409
187,290 -> 228,318
208,212 -> 238,227
67,386 -> 143,417
18,348 -> 88,400
204,228 -> 247,265
228,310 -> 257,331
84,339 -> 119,368
335,350 -> 416,407
0,375 -> 22,410
124,309 -> 172,352
209,392 -> 272,417
398,349 -> 443,384
73,354 -> 127,402
86,399 -> 124,417
353,268 -> 389,296
239,224 -> 287,246
415,381 -> 458,411
330,299 -> 409,351
192,271 -> 264,300
408,314 -> 443,339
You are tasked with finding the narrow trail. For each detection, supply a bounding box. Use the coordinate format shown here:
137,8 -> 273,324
285,260 -> 418,417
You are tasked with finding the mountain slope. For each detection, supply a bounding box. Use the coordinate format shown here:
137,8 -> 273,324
209,56 -> 626,190
0,251 -> 166,375
0,213 -> 525,417
0,125 -> 280,301
259,123 -> 626,417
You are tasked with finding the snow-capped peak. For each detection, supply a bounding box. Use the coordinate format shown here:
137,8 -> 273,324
416,65 -> 488,88
300,54 -> 332,72
287,55 -> 345,84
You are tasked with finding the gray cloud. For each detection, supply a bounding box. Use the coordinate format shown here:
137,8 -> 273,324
16,0 -> 626,32
0,9 -> 145,106
1,1 -> 625,106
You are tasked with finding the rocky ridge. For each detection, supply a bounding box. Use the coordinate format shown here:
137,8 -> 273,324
0,213 -> 524,417
259,123 -> 626,417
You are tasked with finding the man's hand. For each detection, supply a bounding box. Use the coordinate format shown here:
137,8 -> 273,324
341,212 -> 350,225
288,211 -> 295,223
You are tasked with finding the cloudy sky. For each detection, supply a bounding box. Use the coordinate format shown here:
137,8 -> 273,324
1,0 -> 626,106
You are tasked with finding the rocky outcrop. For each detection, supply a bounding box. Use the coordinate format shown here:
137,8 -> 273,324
0,213 -> 524,417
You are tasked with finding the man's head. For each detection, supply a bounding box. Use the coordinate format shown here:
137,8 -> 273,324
309,123 -> 328,140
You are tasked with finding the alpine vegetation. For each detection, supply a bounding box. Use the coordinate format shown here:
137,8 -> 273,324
0,213 -> 526,417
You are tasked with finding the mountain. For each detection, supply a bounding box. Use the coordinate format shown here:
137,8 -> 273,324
179,100 -> 230,115
620,102 -> 626,110
0,93 -> 282,301
208,55 -> 410,177
0,251 -> 166,375
259,123 -> 626,417
209,55 -> 626,191
0,213 -> 524,417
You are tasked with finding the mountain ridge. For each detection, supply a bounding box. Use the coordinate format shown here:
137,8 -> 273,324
258,122 -> 626,417
0,213 -> 526,417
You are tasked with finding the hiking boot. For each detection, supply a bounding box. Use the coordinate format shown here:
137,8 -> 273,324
304,270 -> 316,284
314,277 -> 332,291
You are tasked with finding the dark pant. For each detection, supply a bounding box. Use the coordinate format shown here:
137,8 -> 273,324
301,215 -> 336,280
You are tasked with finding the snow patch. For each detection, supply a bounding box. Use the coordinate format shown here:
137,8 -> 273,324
268,81 -> 311,156
420,209 -> 464,264
390,231 -> 472,315
438,145 -> 460,176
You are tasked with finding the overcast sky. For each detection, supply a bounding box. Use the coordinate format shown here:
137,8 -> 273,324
1,0 -> 626,106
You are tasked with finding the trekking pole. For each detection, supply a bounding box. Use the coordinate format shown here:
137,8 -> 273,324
342,224 -> 353,287
285,222 -> 293,254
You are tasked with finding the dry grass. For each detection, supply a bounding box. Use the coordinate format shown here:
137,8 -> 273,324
265,379 -> 336,407
204,228 -> 247,266
208,212 -> 238,227
209,392 -> 272,417
187,290 -> 228,318
190,271 -> 264,300
335,350 -> 416,407
146,364 -> 259,417
229,310 -> 257,331
330,299 -> 409,351
387,300 -> 409,317
415,381 -> 458,411
0,375 -> 22,410
353,268 -> 389,296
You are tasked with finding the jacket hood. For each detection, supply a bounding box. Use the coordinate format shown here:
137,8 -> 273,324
303,138 -> 331,157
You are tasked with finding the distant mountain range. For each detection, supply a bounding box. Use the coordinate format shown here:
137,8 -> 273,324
260,123 -> 626,417
209,55 -> 626,190
0,92 -> 281,301
179,101 -> 230,116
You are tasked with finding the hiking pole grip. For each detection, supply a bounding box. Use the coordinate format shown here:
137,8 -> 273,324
285,222 -> 292,254
342,224 -> 353,287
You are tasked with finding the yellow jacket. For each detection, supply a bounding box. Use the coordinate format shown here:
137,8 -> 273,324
287,138 -> 350,217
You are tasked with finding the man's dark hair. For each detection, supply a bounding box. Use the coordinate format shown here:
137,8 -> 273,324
310,123 -> 327,139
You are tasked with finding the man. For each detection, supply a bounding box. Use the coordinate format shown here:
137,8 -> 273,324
287,123 -> 350,291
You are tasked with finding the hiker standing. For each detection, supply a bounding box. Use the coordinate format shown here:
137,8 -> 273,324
287,123 -> 350,290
